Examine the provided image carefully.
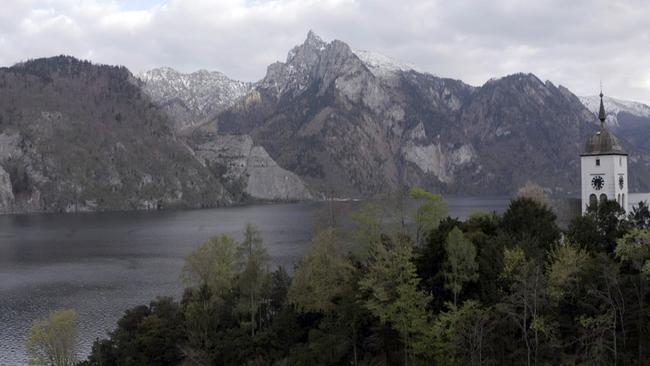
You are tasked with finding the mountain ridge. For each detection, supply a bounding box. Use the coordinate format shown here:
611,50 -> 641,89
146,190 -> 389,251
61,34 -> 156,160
203,32 -> 650,196
138,67 -> 253,131
3,35 -> 650,214
0,55 -> 233,213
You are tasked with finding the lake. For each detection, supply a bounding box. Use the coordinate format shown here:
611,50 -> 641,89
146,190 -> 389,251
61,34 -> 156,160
0,197 -> 508,365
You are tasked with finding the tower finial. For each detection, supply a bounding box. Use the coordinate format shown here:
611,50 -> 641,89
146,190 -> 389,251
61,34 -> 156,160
598,86 -> 606,126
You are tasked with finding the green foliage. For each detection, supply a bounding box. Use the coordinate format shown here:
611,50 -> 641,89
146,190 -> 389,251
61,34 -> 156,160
502,197 -> 561,259
498,247 -> 554,366
181,234 -> 238,295
444,227 -> 479,306
85,297 -> 184,366
410,187 -> 448,246
81,195 -> 650,366
615,228 -> 650,273
350,201 -> 384,260
414,217 -> 461,310
289,228 -> 353,313
432,300 -> 492,366
26,309 -> 78,366
569,199 -> 628,252
546,241 -> 589,303
359,235 -> 432,364
237,224 -> 270,336
628,201 -> 650,229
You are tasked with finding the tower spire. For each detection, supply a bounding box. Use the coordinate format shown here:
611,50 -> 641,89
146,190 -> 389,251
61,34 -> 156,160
598,87 -> 606,127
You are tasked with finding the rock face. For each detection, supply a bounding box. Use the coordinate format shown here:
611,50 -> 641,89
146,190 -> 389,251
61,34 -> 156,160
0,165 -> 14,211
195,135 -> 311,200
0,56 -> 232,213
138,67 -> 252,132
210,32 -> 650,196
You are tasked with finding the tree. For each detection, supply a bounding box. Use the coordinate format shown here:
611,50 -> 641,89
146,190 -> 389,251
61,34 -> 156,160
615,228 -> 650,275
569,199 -> 628,253
579,254 -> 626,365
237,224 -> 269,336
350,201 -> 384,261
433,300 -> 493,366
26,309 -> 78,366
414,217 -> 462,312
546,241 -> 589,304
628,201 -> 650,229
410,187 -> 448,246
289,228 -> 353,314
359,234 -> 432,366
84,297 -> 184,366
498,247 -> 550,366
615,228 -> 650,361
181,235 -> 238,296
501,197 -> 561,259
444,227 -> 479,306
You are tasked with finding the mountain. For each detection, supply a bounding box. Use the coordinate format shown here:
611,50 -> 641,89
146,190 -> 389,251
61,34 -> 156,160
204,31 -> 650,196
138,67 -> 253,131
353,49 -> 420,79
580,95 -> 650,152
0,56 -> 232,213
579,95 -> 650,127
6,35 -> 648,214
138,68 -> 312,201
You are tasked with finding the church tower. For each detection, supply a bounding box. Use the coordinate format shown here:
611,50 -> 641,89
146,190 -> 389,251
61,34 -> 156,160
581,92 -> 628,213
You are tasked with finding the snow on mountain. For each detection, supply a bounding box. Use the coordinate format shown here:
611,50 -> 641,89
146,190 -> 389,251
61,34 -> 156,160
353,49 -> 421,78
138,67 -> 253,129
579,95 -> 650,127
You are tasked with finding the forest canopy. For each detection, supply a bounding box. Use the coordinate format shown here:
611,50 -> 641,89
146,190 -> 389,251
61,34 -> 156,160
72,191 -> 650,366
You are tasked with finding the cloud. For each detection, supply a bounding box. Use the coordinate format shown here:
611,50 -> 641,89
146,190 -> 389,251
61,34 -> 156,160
0,0 -> 649,103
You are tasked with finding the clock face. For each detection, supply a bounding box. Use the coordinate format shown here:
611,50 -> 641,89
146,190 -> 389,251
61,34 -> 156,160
592,175 -> 604,190
619,175 -> 624,190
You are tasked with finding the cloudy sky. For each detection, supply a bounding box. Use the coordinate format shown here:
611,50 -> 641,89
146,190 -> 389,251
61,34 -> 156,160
2,0 -> 649,103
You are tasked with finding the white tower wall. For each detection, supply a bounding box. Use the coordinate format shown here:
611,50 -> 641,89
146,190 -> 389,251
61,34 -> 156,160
581,154 -> 628,213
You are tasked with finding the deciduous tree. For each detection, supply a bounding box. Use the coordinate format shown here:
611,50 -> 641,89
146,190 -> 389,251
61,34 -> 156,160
410,187 -> 448,246
359,235 -> 432,366
289,228 -> 353,314
26,309 -> 78,366
444,227 -> 479,306
237,224 -> 269,336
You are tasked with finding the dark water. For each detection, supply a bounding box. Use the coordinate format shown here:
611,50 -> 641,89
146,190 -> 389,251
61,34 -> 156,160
0,197 -> 508,365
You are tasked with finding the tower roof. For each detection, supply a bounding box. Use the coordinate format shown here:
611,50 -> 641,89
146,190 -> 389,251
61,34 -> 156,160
582,92 -> 627,156
598,91 -> 606,123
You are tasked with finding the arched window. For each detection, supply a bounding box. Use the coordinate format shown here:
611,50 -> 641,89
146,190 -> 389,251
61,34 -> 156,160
600,194 -> 608,203
589,194 -> 597,207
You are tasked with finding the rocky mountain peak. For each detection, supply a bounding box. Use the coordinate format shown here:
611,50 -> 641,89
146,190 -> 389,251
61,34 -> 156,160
138,67 -> 252,131
260,31 -> 369,99
304,30 -> 326,51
